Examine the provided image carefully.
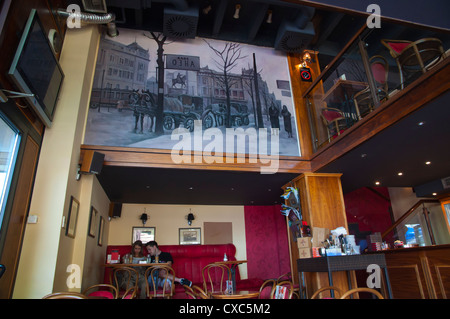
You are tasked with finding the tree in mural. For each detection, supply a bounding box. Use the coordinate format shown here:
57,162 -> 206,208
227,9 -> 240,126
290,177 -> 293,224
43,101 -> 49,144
203,40 -> 247,128
143,32 -> 169,135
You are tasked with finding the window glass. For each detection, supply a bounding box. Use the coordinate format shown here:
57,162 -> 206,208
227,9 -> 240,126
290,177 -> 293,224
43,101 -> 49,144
0,114 -> 20,230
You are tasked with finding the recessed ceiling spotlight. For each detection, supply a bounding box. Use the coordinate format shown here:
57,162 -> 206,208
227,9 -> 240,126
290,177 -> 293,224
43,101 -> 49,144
188,186 -> 194,190
361,153 -> 367,158
398,172 -> 403,176
417,121 -> 425,126
432,192 -> 437,196
425,161 -> 431,165
375,181 -> 380,185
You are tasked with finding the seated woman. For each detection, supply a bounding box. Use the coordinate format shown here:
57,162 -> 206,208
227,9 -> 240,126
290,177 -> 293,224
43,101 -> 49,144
116,240 -> 148,299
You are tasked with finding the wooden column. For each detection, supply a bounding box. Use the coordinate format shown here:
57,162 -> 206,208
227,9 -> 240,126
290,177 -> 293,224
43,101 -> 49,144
284,172 -> 356,297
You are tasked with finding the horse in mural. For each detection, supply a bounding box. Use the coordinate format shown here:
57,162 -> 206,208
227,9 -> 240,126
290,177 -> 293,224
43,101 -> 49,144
172,73 -> 186,88
129,89 -> 158,133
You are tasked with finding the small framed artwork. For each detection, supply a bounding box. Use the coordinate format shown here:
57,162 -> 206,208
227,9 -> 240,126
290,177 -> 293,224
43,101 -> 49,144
179,228 -> 201,245
132,227 -> 155,244
98,216 -> 105,246
65,196 -> 79,238
88,206 -> 98,238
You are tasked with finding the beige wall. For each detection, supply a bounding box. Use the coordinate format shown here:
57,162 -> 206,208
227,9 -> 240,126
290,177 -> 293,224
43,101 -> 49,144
13,26 -> 102,298
108,204 -> 248,279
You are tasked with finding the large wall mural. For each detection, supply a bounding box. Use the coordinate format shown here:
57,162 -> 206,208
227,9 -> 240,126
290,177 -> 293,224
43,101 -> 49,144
84,28 -> 301,158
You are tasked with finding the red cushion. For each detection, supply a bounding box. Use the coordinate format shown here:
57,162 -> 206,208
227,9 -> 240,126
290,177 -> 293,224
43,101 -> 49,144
387,42 -> 410,54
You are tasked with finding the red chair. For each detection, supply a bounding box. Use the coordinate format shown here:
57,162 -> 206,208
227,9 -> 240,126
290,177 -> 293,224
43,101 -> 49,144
83,284 -> 118,299
381,38 -> 445,88
354,55 -> 389,119
321,108 -> 348,141
202,263 -> 231,295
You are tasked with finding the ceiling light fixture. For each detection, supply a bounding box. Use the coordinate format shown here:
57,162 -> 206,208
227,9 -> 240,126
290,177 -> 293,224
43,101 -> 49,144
417,121 -> 425,126
233,4 -> 241,19
186,209 -> 195,226
375,181 -> 380,185
398,172 -> 403,176
425,161 -> 431,165
140,208 -> 148,225
432,193 -> 437,196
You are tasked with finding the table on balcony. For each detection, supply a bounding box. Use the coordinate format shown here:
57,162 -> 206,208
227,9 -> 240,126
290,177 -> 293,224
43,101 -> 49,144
297,254 -> 393,299
322,79 -> 367,125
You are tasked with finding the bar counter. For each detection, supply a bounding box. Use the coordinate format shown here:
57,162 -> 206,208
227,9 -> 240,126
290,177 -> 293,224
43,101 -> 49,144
369,244 -> 450,299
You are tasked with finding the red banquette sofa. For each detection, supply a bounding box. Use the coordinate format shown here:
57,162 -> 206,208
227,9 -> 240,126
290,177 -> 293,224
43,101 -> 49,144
104,243 -> 264,298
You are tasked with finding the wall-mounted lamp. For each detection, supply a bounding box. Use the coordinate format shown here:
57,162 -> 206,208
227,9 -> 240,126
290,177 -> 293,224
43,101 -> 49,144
233,4 -> 241,19
186,209 -> 195,226
301,51 -> 312,67
140,208 -> 148,225
203,4 -> 212,15
266,10 -> 272,24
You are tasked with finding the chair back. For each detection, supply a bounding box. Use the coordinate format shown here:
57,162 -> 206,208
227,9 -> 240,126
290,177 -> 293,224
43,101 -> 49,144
369,55 -> 389,88
83,283 -> 118,299
311,286 -> 343,299
258,279 -> 276,299
271,281 -> 294,299
381,39 -> 411,57
321,108 -> 344,122
202,263 -> 231,294
122,287 -> 137,299
111,266 -> 139,294
340,287 -> 384,299
42,292 -> 87,299
145,265 -> 176,299
183,284 -> 209,299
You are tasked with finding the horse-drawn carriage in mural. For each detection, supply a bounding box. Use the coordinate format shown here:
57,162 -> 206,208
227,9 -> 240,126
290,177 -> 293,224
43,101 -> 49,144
128,90 -> 250,133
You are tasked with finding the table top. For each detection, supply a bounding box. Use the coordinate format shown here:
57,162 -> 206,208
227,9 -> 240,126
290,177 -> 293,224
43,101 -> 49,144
297,254 -> 387,272
104,263 -> 170,267
213,260 -> 247,266
322,79 -> 367,104
210,290 -> 260,299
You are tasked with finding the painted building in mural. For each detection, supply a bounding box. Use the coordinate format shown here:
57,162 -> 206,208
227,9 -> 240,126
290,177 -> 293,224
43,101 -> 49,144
90,37 -> 150,109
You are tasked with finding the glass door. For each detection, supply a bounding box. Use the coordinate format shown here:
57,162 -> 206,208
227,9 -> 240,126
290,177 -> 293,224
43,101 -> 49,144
0,113 -> 21,231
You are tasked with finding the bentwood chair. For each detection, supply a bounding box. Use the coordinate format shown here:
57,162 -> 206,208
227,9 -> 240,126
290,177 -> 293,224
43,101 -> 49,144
202,263 -> 231,295
145,264 -> 176,299
42,292 -> 88,299
183,284 -> 209,299
340,287 -> 384,299
83,283 -> 118,299
271,280 -> 294,299
381,38 -> 445,88
310,286 -> 343,299
353,55 -> 389,120
276,272 -> 300,299
122,287 -> 137,299
110,266 -> 139,298
258,279 -> 276,299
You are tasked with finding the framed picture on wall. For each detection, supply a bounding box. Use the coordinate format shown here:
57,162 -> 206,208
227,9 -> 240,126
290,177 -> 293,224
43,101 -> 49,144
88,206 -> 98,238
179,228 -> 201,245
98,216 -> 105,246
65,196 -> 79,238
132,227 -> 155,244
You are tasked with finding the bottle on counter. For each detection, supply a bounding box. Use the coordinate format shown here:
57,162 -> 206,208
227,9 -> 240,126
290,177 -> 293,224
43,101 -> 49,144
223,253 -> 228,261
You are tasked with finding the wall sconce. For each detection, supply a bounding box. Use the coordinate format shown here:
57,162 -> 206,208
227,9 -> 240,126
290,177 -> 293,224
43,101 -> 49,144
140,208 -> 148,225
203,4 -> 212,15
266,10 -> 272,24
186,209 -> 195,226
233,4 -> 241,19
301,51 -> 311,67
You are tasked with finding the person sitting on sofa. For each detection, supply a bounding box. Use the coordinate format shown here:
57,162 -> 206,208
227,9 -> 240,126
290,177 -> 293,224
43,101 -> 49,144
145,241 -> 192,289
116,240 -> 148,299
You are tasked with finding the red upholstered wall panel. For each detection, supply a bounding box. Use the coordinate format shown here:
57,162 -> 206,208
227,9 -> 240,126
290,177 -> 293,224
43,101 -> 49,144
244,205 -> 290,280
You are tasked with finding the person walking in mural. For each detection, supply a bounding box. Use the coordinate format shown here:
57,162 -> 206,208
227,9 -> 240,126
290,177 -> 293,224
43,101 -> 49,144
269,102 -> 280,135
281,105 -> 293,138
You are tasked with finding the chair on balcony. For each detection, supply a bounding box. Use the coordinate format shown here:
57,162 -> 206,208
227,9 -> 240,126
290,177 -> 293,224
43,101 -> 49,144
82,283 -> 118,299
381,38 -> 445,88
353,55 -> 389,120
321,107 -> 348,141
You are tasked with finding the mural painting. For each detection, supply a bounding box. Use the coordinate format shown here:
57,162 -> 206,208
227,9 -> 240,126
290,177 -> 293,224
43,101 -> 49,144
84,28 -> 301,157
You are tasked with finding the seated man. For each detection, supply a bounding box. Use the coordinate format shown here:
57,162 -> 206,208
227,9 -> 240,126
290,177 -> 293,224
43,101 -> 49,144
145,241 -> 192,290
